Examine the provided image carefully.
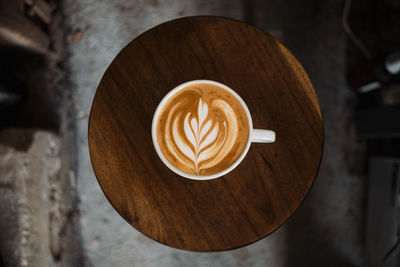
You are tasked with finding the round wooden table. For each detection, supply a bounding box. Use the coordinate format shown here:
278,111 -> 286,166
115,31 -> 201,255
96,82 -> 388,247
88,16 -> 323,251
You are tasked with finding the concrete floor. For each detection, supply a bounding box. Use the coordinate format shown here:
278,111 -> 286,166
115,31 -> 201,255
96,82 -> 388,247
62,0 -> 366,266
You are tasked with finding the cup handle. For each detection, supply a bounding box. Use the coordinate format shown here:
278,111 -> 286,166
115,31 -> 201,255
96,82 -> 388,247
251,129 -> 276,143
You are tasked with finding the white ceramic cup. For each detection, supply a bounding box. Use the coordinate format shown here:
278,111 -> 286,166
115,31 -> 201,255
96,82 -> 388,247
152,80 -> 275,180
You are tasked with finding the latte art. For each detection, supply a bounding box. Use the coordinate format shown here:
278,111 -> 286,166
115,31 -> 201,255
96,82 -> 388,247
171,98 -> 237,174
156,83 -> 249,176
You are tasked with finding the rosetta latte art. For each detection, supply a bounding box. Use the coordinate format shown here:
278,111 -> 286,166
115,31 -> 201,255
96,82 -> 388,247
168,98 -> 238,174
156,84 -> 249,176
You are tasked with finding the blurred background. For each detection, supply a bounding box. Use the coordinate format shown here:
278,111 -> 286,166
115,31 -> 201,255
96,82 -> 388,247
0,0 -> 400,266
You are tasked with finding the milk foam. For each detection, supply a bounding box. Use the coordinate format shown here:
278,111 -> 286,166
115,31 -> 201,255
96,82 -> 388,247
166,97 -> 238,174
156,83 -> 249,176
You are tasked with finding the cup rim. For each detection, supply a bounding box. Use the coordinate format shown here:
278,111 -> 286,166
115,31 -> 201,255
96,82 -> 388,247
151,79 -> 253,180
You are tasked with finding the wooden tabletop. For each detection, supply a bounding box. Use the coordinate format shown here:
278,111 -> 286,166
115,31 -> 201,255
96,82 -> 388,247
88,16 -> 323,251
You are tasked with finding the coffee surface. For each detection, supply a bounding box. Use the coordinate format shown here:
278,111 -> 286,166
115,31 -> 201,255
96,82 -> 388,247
155,83 -> 250,176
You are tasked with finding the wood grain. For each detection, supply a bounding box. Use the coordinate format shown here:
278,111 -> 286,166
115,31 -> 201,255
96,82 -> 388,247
88,16 -> 323,251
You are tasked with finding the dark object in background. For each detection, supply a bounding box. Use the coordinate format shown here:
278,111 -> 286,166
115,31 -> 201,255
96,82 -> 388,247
374,0 -> 400,45
0,0 -> 61,131
365,157 -> 400,266
0,0 -> 55,55
352,52 -> 400,139
0,72 -> 26,129
345,0 -> 400,95
348,51 -> 400,94
345,0 -> 400,138
356,103 -> 400,139
344,0 -> 400,265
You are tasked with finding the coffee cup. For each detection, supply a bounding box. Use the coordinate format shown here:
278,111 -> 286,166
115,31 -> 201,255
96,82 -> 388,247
152,80 -> 275,180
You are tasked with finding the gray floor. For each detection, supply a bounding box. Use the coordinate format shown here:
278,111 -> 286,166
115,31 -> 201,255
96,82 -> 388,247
62,0 -> 365,266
